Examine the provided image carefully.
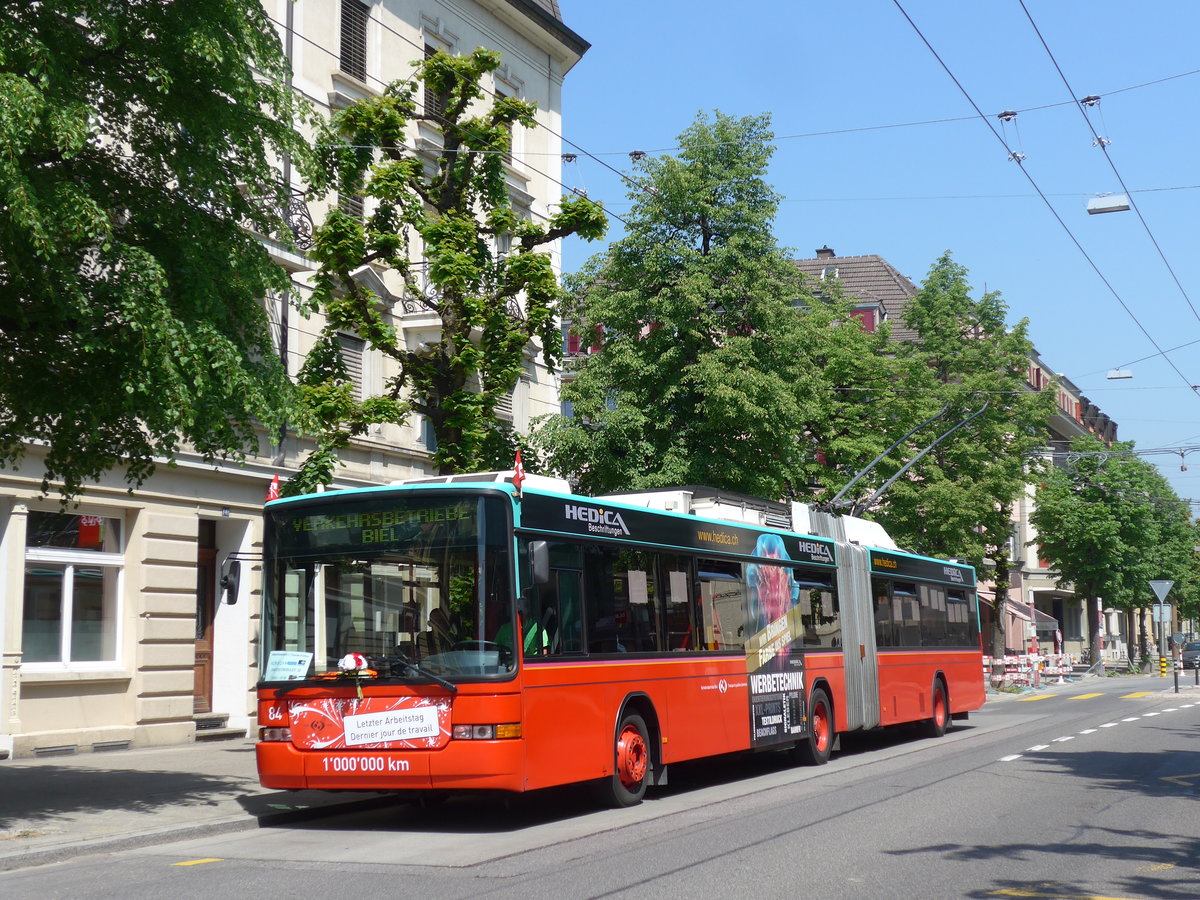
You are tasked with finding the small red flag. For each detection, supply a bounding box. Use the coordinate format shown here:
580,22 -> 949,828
266,473 -> 281,502
513,450 -> 525,496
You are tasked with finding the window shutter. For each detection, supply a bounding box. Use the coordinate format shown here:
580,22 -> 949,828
340,0 -> 369,82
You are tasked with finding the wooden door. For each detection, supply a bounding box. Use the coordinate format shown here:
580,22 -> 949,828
194,521 -> 217,714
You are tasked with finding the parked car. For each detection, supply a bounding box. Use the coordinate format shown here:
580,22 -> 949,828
1182,641 -> 1200,669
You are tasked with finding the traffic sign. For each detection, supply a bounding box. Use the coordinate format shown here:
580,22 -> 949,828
1148,579 -> 1174,602
1152,603 -> 1172,623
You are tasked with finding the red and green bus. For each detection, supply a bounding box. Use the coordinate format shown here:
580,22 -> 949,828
256,472 -> 985,806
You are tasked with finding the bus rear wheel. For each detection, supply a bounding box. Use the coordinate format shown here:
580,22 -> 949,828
600,711 -> 650,807
923,681 -> 949,738
794,687 -> 833,766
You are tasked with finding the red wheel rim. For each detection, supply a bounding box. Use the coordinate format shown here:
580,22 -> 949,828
616,724 -> 648,789
812,701 -> 830,753
934,691 -> 947,728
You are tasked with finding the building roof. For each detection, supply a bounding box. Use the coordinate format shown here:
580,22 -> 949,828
793,248 -> 922,341
501,0 -> 590,58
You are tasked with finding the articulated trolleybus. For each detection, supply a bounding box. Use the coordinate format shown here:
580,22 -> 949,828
256,472 -> 985,806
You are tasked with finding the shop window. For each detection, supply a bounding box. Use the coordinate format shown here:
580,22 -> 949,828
22,512 -> 123,665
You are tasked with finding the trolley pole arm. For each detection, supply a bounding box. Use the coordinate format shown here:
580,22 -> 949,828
822,404 -> 950,512
849,402 -> 990,516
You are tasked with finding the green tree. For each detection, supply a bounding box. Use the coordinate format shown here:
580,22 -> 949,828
535,111 -> 907,499
288,48 -> 605,493
0,0 -> 313,499
874,253 -> 1055,660
1032,439 -> 1196,663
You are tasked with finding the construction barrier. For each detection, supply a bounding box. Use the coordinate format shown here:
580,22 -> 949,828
983,653 -> 1076,686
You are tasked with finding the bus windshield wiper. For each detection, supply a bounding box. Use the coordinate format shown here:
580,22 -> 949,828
370,655 -> 458,693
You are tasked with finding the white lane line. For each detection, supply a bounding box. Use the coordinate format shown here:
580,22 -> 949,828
1143,712 -> 1160,717
1026,744 -> 1050,752
1100,722 -> 1119,728
1079,728 -> 1098,734
1052,736 -> 1074,743
1121,717 -> 1141,722
999,754 -> 1023,762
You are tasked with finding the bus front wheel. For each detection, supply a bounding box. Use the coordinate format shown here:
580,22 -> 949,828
600,711 -> 650,807
794,687 -> 833,766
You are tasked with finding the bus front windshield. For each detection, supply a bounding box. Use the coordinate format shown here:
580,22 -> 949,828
261,492 -> 515,682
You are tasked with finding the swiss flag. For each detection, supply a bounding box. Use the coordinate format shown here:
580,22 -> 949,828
513,450 -> 525,496
266,473 -> 281,502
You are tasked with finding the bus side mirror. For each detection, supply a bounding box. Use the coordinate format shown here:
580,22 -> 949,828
529,540 -> 549,587
220,559 -> 241,605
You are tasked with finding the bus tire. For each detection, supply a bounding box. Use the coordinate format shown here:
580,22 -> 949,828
794,687 -> 833,766
923,680 -> 949,738
600,711 -> 650,807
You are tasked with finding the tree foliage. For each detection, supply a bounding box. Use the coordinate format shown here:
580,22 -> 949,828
860,253 -> 1054,657
288,48 -> 606,493
872,254 -> 1052,564
535,111 -> 908,499
1031,438 -> 1196,654
0,0 -> 313,498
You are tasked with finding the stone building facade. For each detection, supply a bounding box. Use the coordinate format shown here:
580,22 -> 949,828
0,0 -> 587,759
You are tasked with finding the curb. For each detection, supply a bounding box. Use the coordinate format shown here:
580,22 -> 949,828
0,793 -> 400,873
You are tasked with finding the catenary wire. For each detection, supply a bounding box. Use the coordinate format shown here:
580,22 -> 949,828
1017,0 -> 1200,327
890,0 -> 1200,408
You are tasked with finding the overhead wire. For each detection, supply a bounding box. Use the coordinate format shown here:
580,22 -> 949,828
1017,0 -> 1200,327
889,0 -> 1200,409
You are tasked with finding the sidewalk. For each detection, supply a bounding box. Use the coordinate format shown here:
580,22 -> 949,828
0,737 -> 392,871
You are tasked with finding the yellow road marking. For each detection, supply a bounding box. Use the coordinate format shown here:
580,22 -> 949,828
171,858 -> 223,867
1016,694 -> 1055,701
1161,773 -> 1200,787
1067,693 -> 1104,700
1120,691 -> 1153,698
990,887 -> 1141,899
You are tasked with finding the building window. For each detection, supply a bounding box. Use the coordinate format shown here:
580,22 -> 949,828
22,512 -> 123,664
337,333 -> 365,399
424,44 -> 445,123
338,192 -> 364,221
821,266 -> 839,281
340,0 -> 369,82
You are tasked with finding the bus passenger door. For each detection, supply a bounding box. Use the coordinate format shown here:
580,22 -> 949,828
837,543 -> 879,730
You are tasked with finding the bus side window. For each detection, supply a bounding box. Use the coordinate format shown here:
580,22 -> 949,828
894,582 -> 920,647
533,542 -> 583,656
660,554 -> 694,650
872,577 -> 894,648
698,558 -> 746,651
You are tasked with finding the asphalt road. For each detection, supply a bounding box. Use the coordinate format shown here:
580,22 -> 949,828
3,676 -> 1197,900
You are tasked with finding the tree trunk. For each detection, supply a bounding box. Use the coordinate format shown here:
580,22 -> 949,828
1088,596 -> 1102,671
990,556 -> 1011,685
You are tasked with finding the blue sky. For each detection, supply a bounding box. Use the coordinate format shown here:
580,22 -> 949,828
554,0 -> 1200,508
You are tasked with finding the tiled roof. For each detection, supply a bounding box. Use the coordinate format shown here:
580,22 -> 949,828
793,252 -> 922,341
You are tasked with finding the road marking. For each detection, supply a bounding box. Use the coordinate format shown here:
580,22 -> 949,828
1160,773 -> 1200,788
1068,693 -> 1104,700
172,858 -> 224,867
1121,717 -> 1140,722
1079,728 -> 1098,734
1100,722 -> 1119,728
1017,694 -> 1056,702
1026,744 -> 1050,752
1121,691 -> 1153,699
1142,712 -> 1160,717
990,887 -> 1143,899
999,754 -> 1023,762
1052,736 -> 1074,743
